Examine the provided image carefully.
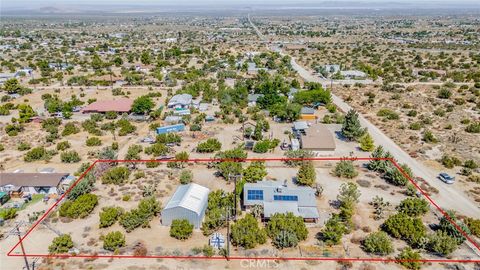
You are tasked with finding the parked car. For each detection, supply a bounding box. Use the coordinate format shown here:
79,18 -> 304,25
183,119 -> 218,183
438,173 -> 455,184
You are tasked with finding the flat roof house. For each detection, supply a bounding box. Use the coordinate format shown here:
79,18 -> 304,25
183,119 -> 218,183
300,124 -> 336,155
0,173 -> 70,197
243,181 -> 319,222
161,183 -> 210,229
81,99 -> 133,114
168,94 -> 193,109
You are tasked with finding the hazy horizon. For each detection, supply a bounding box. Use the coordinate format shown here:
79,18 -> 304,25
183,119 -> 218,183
3,0 -> 480,9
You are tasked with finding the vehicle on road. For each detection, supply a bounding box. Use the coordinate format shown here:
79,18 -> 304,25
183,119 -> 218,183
438,173 -> 455,184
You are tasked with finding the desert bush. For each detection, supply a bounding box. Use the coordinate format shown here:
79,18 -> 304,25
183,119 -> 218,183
170,219 -> 194,240
48,234 -> 74,254
103,231 -> 125,251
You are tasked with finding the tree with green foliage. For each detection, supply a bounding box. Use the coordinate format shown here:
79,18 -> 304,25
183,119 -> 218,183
427,231 -> 458,256
201,190 -> 234,235
119,197 -> 161,232
230,214 -> 267,249
384,163 -> 413,186
48,234 -> 74,254
359,133 -> 375,152
18,104 -> 36,123
60,150 -> 81,163
102,166 -> 130,184
362,231 -> 394,255
243,162 -> 267,183
170,219 -> 194,240
99,206 -> 124,228
367,145 -> 394,173
67,172 -> 95,200
103,231 -> 126,251
396,198 -> 429,217
132,95 -> 154,115
0,208 -> 17,220
3,78 -> 22,94
341,109 -> 366,141
333,160 -> 358,179
167,151 -> 189,168
196,138 -> 222,153
320,214 -> 347,246
297,161 -> 316,186
59,194 -> 98,219
438,210 -> 471,244
396,247 -> 422,270
284,149 -> 314,167
293,87 -> 331,105
179,170 -> 193,184
62,122 -> 80,136
464,217 -> 480,237
382,213 -> 426,246
266,212 -> 308,249
253,139 -> 279,153
24,147 -> 52,162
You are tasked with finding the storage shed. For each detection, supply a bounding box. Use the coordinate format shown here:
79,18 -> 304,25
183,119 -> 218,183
161,183 -> 210,229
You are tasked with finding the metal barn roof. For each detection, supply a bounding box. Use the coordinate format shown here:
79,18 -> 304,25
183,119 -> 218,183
164,183 -> 210,215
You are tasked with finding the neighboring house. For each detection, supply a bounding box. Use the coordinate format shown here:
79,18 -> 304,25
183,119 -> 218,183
161,183 -> 210,229
340,70 -> 367,80
168,94 -> 193,109
247,94 -> 264,107
81,99 -> 133,114
300,107 -> 316,120
324,64 -> 340,74
293,121 -> 309,133
300,124 -> 336,155
0,173 -> 70,197
156,123 -> 185,135
243,181 -> 319,222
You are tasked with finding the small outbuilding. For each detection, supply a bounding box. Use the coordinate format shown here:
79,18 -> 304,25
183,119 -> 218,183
161,183 -> 210,229
300,124 -> 336,155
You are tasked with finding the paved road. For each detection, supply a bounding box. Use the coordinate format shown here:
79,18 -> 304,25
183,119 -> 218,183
291,57 -> 480,218
247,14 -> 480,218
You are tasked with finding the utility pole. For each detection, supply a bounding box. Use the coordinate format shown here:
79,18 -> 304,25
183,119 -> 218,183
8,222 -> 30,270
225,206 -> 230,261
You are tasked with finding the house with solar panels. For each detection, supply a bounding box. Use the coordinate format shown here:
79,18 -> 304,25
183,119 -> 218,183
161,183 -> 210,229
243,180 -> 319,222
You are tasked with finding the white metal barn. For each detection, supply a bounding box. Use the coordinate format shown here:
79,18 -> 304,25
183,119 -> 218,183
161,183 -> 210,229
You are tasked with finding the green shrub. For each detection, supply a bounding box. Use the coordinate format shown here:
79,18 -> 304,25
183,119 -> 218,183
103,231 -> 126,251
170,219 -> 194,240
362,231 -> 393,255
102,167 -> 130,184
56,141 -> 71,151
196,138 -> 222,153
17,141 -> 31,151
179,170 -> 193,184
266,212 -> 307,249
396,247 -> 422,270
396,198 -> 429,217
119,197 -> 161,232
0,208 -> 17,220
382,213 -> 426,246
230,214 -> 267,249
86,137 -> 102,146
24,147 -> 53,162
427,231 -> 458,256
296,161 -> 316,186
99,206 -> 124,228
333,160 -> 358,179
48,234 -> 74,254
59,194 -> 98,219
61,150 -> 81,163
62,123 -> 80,136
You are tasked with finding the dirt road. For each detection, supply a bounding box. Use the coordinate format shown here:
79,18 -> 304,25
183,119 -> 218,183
290,57 -> 480,218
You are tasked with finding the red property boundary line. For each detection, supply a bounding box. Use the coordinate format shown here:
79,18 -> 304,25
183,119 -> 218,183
6,157 -> 480,264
